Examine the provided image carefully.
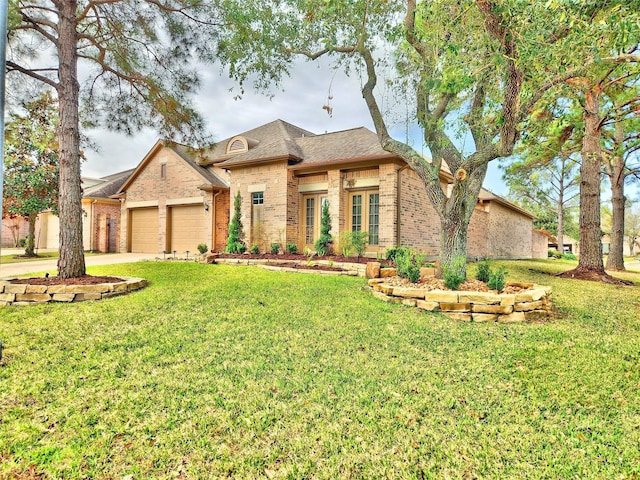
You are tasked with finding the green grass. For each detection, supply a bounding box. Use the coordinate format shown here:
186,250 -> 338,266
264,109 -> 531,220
1,260 -> 639,479
0,252 -> 59,264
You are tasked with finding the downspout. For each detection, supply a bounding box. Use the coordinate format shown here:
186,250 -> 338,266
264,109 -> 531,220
90,199 -> 97,252
212,190 -> 221,252
396,163 -> 410,246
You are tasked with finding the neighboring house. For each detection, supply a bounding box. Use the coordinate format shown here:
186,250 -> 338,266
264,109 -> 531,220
36,170 -> 133,252
602,234 -> 639,257
543,232 -> 579,255
118,119 -> 543,259
1,216 -> 30,248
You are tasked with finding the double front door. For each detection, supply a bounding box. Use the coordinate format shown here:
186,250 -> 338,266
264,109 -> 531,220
301,190 -> 380,249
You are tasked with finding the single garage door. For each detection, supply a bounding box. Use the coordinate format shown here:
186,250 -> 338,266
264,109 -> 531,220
130,207 -> 159,253
169,204 -> 205,253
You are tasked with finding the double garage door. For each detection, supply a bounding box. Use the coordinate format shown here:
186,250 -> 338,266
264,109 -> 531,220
129,205 -> 205,253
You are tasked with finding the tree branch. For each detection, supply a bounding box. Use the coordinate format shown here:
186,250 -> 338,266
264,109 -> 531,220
6,61 -> 59,89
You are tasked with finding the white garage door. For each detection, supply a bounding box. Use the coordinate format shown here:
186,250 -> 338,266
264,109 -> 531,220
130,207 -> 159,253
170,204 -> 205,254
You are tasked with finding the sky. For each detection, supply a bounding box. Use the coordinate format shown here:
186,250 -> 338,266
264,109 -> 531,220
81,58 -> 509,196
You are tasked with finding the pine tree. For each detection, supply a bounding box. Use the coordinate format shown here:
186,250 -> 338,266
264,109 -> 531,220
225,192 -> 246,253
314,201 -> 332,256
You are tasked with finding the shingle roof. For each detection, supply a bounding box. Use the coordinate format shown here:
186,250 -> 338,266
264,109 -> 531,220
84,169 -> 135,199
210,121 -> 397,169
292,127 -> 394,166
201,119 -> 315,167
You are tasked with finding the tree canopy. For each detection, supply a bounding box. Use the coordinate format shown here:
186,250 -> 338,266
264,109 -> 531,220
3,93 -> 59,256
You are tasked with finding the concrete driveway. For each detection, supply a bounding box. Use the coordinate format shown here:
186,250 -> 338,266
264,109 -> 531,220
0,250 -> 159,278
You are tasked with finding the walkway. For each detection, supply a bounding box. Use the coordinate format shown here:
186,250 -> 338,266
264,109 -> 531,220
0,250 -> 158,278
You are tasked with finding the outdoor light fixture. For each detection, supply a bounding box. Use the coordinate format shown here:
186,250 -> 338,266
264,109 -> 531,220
185,251 -> 190,260
204,202 -> 210,211
173,250 -> 177,259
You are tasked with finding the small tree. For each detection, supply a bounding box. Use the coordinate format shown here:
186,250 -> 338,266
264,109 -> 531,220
3,94 -> 59,257
314,201 -> 332,256
225,192 -> 246,253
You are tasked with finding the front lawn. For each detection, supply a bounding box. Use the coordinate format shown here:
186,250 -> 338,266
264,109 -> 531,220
1,261 -> 639,478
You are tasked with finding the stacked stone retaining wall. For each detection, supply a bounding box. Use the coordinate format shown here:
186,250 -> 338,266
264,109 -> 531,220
369,279 -> 552,322
0,277 -> 148,306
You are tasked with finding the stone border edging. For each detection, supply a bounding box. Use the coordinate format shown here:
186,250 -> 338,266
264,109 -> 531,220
213,257 -> 367,276
0,277 -> 148,306
368,279 -> 552,322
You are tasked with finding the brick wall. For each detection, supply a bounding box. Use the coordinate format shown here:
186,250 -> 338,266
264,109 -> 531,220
1,217 -> 29,247
398,167 -> 441,258
84,201 -> 121,252
229,161 -> 290,251
486,201 -> 533,258
468,208 -> 489,259
532,230 -> 548,259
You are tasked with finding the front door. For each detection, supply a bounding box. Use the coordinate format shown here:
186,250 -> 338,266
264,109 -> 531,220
301,193 -> 328,249
349,190 -> 380,247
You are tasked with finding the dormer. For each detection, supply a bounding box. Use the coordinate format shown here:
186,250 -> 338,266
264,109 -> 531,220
226,136 -> 248,154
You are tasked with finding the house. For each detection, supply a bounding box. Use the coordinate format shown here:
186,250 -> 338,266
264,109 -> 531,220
1,216 -> 30,248
35,170 -> 133,252
117,119 -> 544,259
114,140 -> 230,254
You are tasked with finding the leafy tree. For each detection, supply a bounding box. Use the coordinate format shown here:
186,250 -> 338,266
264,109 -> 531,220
522,1 -> 640,280
314,200 -> 332,256
225,192 -> 246,253
217,0 -> 638,279
3,94 -> 59,257
503,106 -> 581,249
6,0 -> 218,277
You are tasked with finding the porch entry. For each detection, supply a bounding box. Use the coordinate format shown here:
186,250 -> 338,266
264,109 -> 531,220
349,190 -> 380,246
301,193 -> 328,248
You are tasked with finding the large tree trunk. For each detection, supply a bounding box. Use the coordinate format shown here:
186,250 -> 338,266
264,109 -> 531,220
25,212 -> 37,257
435,164 -> 487,276
557,187 -> 564,253
574,88 -> 605,273
56,0 -> 86,278
605,122 -> 626,271
606,171 -> 625,270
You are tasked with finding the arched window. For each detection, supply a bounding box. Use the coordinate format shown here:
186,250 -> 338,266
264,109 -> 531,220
226,136 -> 249,154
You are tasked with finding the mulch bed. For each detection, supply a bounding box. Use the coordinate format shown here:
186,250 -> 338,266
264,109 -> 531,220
264,262 -> 347,272
383,276 -> 528,294
215,253 -> 384,266
9,275 -> 125,286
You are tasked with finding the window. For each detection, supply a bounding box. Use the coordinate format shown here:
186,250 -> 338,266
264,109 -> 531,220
252,192 -> 264,205
349,190 -> 380,246
160,163 -> 167,179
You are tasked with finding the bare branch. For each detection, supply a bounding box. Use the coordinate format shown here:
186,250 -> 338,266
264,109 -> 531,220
6,60 -> 59,89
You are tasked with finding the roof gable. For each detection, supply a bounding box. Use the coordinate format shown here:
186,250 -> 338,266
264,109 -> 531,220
117,140 -> 228,195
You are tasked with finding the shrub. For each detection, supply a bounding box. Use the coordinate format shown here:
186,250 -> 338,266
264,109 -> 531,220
351,231 -> 368,257
197,243 -> 208,254
475,258 -> 491,283
18,238 -> 27,248
270,243 -> 281,254
487,266 -> 507,292
286,243 -> 298,254
314,201 -> 333,256
225,192 -> 245,253
338,231 -> 353,257
250,244 -> 260,254
562,253 -> 577,260
548,249 -> 562,259
395,248 -> 424,284
443,256 -> 467,290
385,246 -> 402,263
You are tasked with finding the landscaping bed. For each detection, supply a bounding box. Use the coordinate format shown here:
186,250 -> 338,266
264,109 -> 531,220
0,276 -> 147,306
